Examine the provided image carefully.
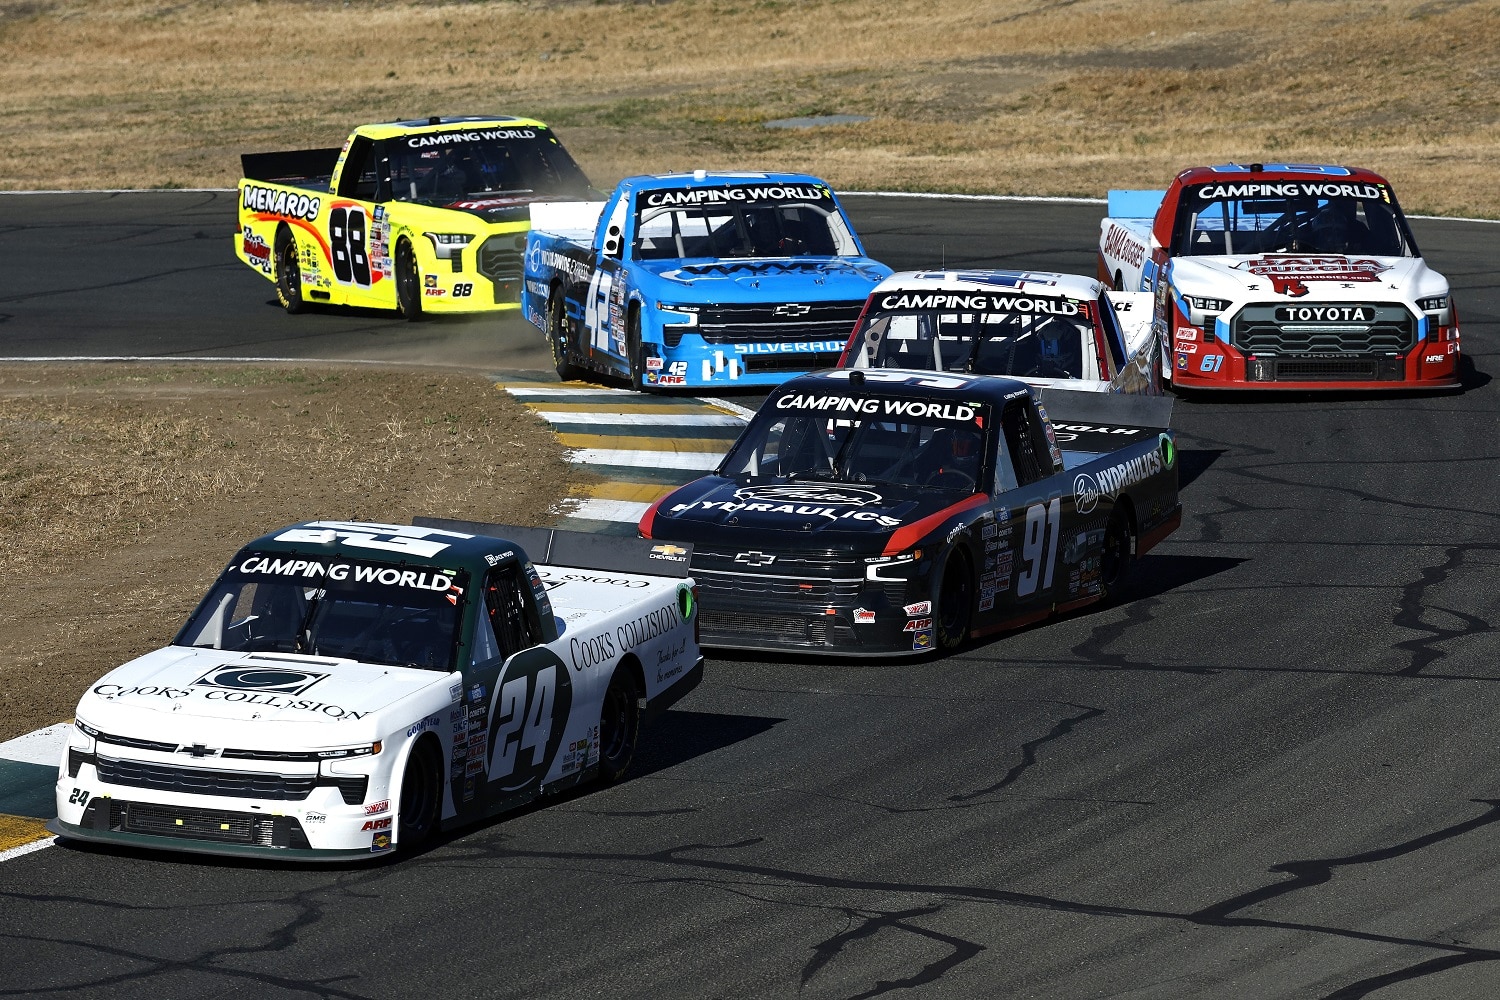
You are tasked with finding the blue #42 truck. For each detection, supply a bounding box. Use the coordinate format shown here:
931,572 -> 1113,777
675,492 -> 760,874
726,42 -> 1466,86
522,171 -> 893,389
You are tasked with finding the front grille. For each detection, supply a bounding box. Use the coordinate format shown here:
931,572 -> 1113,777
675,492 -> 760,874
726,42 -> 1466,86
740,351 -> 844,373
1232,302 -> 1415,355
695,568 -> 863,600
1247,358 -> 1396,382
476,236 -> 525,303
693,549 -> 863,573
694,301 -> 864,344
95,753 -> 317,801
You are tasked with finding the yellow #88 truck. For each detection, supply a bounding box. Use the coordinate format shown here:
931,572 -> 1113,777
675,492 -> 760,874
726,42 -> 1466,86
235,116 -> 597,319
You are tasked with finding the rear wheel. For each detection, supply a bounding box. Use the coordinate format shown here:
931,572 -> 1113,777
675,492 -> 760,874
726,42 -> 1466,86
274,227 -> 305,314
548,292 -> 583,381
597,667 -> 641,784
1099,506 -> 1136,602
396,739 -> 442,851
395,239 -> 423,321
932,548 -> 973,651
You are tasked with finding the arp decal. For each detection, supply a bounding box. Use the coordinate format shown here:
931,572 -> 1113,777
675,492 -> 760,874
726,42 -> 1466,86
192,666 -> 328,696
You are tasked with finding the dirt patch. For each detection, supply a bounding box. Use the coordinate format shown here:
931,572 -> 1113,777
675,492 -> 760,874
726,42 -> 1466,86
0,0 -> 1495,217
0,363 -> 578,743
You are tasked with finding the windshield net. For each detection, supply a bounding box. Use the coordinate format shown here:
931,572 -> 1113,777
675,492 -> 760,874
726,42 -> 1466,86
386,128 -> 590,205
720,393 -> 992,490
175,553 -> 466,671
858,296 -> 1092,379
1174,181 -> 1416,257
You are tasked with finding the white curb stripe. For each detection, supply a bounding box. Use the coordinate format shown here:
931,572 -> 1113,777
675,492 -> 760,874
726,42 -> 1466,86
0,724 -> 69,767
0,838 -> 54,864
564,499 -> 653,523
537,411 -> 745,427
569,449 -> 722,470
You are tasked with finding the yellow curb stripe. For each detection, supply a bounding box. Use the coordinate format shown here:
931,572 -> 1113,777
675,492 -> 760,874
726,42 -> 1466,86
519,401 -> 717,415
579,481 -> 681,503
556,433 -> 728,452
0,815 -> 50,853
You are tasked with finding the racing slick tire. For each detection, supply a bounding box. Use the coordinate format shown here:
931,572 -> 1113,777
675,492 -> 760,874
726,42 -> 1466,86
626,308 -> 652,393
548,291 -> 584,382
396,737 -> 442,851
1099,505 -> 1136,603
932,546 -> 974,651
597,666 -> 641,784
274,226 -> 306,314
395,239 -> 424,322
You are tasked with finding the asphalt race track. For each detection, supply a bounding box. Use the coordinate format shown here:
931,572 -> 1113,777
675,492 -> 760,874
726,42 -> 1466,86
1,191 -> 1498,999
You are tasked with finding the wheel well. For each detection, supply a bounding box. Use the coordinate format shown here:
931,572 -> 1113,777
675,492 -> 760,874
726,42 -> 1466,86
1113,269 -> 1125,292
394,732 -> 443,808
616,653 -> 646,701
1111,495 -> 1138,542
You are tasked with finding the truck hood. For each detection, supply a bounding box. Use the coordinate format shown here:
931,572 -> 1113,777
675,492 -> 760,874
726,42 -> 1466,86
78,647 -> 452,731
634,257 -> 890,299
1172,254 -> 1432,302
440,192 -> 589,224
652,476 -> 980,550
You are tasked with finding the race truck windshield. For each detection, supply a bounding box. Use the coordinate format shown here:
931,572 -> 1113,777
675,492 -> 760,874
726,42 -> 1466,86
1173,182 -> 1418,258
386,128 -> 591,205
855,297 -> 1093,380
174,553 -> 466,671
720,393 -> 993,490
633,185 -> 858,260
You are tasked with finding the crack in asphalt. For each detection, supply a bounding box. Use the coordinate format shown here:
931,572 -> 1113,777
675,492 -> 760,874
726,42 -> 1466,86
1393,543 -> 1500,677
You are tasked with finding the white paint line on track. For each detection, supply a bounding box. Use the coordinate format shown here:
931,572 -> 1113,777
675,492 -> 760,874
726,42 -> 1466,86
0,356 -> 397,364
0,724 -> 69,766
537,411 -> 745,427
564,498 -> 653,522
504,386 -> 638,397
698,396 -> 758,421
569,449 -> 722,470
0,838 -> 54,864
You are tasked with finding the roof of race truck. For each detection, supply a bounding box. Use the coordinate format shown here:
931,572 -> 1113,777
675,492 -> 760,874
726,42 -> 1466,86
354,116 -> 555,141
235,520 -> 514,571
865,269 -> 1103,303
613,171 -> 835,195
1171,163 -> 1393,187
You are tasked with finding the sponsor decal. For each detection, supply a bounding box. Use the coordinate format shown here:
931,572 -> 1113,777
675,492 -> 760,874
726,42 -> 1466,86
1091,450 -> 1164,497
903,618 -> 933,632
365,800 -> 390,815
1425,354 -> 1445,363
371,832 -> 392,852
469,683 -> 485,702
242,184 -> 320,221
1175,326 -> 1199,342
978,595 -> 995,612
235,556 -> 456,593
736,484 -> 882,507
853,608 -> 876,624
903,601 -> 932,616
361,818 -> 392,831
1101,223 -> 1147,269
1178,342 -> 1199,354
649,543 -> 688,559
538,569 -> 650,589
272,521 -> 471,558
193,666 -> 328,696
304,812 -> 326,824
736,340 -> 846,355
876,292 -> 1079,316
1231,256 -> 1392,296
639,183 -> 833,209
1074,472 -> 1100,515
424,273 -> 438,288
406,715 -> 441,738
404,128 -> 539,148
1196,181 -> 1384,201
912,630 -> 934,650
735,551 -> 776,567
241,228 -> 272,272
1177,352 -> 1189,369
646,356 -> 664,371
773,392 -> 978,422
658,374 -> 686,385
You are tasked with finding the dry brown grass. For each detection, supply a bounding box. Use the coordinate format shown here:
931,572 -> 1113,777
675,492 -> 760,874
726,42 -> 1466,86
0,364 -> 577,741
1,0 -> 1496,216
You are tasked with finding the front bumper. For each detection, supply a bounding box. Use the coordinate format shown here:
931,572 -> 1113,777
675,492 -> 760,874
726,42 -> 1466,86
644,335 -> 848,389
47,816 -> 377,863
695,576 -> 938,657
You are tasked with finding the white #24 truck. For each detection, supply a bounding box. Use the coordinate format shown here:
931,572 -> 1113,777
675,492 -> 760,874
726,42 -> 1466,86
50,519 -> 702,861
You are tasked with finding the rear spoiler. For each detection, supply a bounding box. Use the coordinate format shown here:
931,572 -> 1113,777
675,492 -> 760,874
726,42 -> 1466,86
412,517 -> 693,579
1106,189 -> 1165,220
1038,387 -> 1174,432
240,147 -> 343,186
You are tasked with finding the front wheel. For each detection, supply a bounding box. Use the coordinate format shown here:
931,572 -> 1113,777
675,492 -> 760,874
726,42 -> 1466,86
273,227 -> 305,314
932,547 -> 974,652
597,667 -> 641,784
395,239 -> 423,322
396,739 -> 442,851
548,292 -> 583,381
626,309 -> 652,392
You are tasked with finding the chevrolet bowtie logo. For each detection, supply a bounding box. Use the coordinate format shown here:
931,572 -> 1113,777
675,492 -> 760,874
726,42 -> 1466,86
651,544 -> 688,557
773,303 -> 811,317
179,743 -> 216,758
735,551 -> 777,566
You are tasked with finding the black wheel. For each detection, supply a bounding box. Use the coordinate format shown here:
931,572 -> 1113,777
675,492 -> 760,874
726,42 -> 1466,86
396,738 -> 442,850
395,239 -> 423,322
626,308 -> 650,392
274,227 -> 305,314
548,291 -> 583,381
1112,270 -> 1125,293
597,667 -> 641,784
932,547 -> 973,651
1099,505 -> 1136,602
